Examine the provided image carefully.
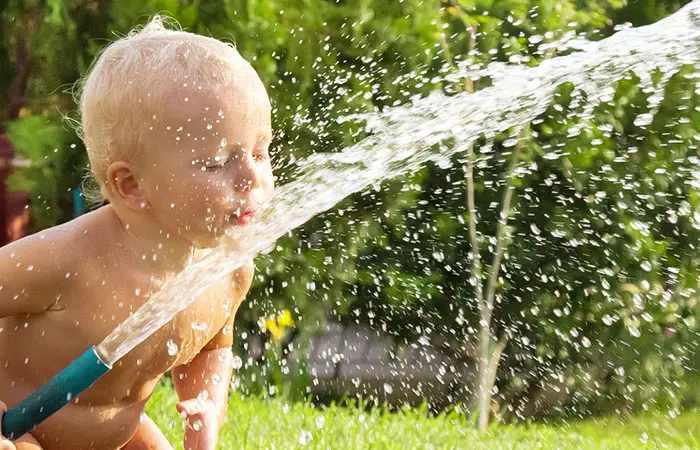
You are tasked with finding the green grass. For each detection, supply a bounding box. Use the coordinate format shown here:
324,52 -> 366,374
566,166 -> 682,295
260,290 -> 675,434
146,381 -> 700,449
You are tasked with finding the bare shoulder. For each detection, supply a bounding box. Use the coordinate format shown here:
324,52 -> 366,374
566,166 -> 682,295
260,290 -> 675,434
0,219 -> 80,317
0,206 -> 122,317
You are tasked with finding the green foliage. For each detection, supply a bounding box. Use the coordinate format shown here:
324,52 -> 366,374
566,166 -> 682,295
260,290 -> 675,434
6,114 -> 85,230
4,0 -> 700,420
146,381 -> 700,449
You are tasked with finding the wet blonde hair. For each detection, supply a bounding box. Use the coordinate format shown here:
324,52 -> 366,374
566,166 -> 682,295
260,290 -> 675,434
75,15 -> 249,202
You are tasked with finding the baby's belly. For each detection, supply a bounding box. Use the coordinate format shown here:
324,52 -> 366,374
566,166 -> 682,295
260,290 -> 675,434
0,368 -> 146,450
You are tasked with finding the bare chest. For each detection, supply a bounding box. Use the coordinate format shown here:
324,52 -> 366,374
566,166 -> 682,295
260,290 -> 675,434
39,267 -> 245,404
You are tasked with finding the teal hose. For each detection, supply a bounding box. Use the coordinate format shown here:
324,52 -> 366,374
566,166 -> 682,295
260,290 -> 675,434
1,347 -> 111,440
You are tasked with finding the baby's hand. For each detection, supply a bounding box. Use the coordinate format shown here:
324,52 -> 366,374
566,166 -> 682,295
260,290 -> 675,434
177,398 -> 219,450
0,402 -> 17,450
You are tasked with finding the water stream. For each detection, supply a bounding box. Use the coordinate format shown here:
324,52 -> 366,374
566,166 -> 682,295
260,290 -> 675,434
98,1 -> 700,365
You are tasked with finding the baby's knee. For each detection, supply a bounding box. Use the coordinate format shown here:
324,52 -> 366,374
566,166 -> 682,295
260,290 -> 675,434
13,432 -> 43,450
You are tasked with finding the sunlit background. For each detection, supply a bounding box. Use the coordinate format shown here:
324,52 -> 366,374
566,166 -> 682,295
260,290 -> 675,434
2,0 -> 700,447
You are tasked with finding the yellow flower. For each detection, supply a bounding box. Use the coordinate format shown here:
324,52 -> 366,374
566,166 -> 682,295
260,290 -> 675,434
264,310 -> 295,341
265,318 -> 284,341
278,310 -> 295,328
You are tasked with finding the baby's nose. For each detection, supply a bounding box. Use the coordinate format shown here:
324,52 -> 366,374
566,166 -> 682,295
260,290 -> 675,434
232,155 -> 260,192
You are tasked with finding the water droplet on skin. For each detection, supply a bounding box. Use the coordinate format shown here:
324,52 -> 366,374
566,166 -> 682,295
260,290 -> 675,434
206,123 -> 213,130
26,265 -> 33,271
212,373 -> 222,385
191,321 -> 208,332
191,419 -> 203,431
166,339 -> 178,356
232,355 -> 243,370
220,138 -> 227,148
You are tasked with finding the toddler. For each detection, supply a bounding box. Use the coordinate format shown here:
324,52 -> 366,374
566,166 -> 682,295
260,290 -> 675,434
0,15 -> 274,450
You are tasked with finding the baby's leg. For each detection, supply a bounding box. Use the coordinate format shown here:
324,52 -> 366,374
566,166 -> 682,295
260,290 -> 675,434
120,414 -> 173,450
13,433 -> 43,450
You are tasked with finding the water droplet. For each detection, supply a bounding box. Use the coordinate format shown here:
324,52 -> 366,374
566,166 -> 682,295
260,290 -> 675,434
191,419 -> 203,431
166,339 -> 178,356
298,430 -> 312,446
232,355 -> 243,370
220,137 -> 227,148
628,327 -> 641,338
581,337 -> 591,348
383,383 -> 393,394
206,123 -> 213,130
640,432 -> 649,444
315,416 -> 325,429
530,223 -> 541,235
26,265 -> 33,271
191,321 -> 208,332
641,261 -> 652,272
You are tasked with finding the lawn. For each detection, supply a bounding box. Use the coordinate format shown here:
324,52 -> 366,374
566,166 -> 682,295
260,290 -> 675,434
146,381 -> 700,449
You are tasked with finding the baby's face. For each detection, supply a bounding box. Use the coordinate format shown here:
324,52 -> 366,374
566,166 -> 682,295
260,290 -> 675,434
140,79 -> 274,247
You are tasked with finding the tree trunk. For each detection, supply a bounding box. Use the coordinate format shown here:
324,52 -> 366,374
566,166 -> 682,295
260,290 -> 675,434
473,134 -> 524,430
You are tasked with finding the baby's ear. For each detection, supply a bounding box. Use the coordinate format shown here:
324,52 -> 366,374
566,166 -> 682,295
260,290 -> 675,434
106,161 -> 146,210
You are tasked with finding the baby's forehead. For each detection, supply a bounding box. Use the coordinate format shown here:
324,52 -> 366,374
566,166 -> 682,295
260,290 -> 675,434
143,83 -> 271,156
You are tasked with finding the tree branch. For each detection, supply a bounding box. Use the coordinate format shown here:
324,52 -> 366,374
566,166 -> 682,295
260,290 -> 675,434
466,143 -> 484,312
484,135 -> 524,317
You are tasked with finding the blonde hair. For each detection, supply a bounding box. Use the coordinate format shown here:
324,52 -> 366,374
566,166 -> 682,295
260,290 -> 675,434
75,15 -> 247,202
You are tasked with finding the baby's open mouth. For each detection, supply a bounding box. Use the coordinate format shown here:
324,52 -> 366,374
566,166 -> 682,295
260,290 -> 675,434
228,209 -> 255,226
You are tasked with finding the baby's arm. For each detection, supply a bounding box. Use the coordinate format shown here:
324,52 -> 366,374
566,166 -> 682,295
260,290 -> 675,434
0,236 -> 72,318
171,263 -> 253,450
171,315 -> 235,450
0,402 -> 16,450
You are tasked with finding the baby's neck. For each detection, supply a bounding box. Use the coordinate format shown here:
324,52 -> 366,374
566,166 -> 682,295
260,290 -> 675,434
107,205 -> 195,278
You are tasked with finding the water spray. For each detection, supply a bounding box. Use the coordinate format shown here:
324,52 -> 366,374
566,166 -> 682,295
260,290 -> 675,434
3,0 -> 700,440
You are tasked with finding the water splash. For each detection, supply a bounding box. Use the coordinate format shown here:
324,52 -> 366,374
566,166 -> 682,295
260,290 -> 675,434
97,1 -> 700,365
